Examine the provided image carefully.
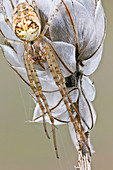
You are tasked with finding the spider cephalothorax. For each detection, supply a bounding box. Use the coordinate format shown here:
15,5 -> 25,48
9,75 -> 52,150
13,3 -> 41,41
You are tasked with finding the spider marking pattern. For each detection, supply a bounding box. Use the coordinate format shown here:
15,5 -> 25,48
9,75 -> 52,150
0,0 -> 106,158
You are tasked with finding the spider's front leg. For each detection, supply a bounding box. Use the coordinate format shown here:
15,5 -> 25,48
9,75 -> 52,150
42,42 -> 92,155
43,43 -> 76,124
39,0 -> 63,38
31,0 -> 40,19
24,50 -> 59,158
43,41 -> 91,130
23,50 -> 50,140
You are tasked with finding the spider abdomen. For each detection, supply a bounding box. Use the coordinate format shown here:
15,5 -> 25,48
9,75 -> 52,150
13,3 -> 41,41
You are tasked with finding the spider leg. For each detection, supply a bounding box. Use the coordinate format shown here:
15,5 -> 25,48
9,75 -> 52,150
26,0 -> 29,3
42,43 -> 92,154
28,56 -> 59,158
52,58 -> 92,154
24,51 -> 59,158
23,50 -> 50,140
0,28 -> 17,54
1,0 -> 13,30
34,61 -> 45,70
9,0 -> 14,9
44,41 -> 91,130
31,0 -> 40,19
4,38 -> 24,45
0,28 -> 23,45
0,30 -> 24,46
55,68 -> 91,129
39,0 -> 63,38
50,45 -> 91,129
44,45 -> 75,124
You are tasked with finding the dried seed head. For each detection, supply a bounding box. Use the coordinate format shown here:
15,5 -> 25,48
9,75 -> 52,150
13,3 -> 41,41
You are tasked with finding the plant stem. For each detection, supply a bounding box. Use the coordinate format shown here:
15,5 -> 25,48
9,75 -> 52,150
75,116 -> 92,170
76,151 -> 91,170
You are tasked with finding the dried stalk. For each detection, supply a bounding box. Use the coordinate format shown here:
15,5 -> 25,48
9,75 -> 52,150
77,151 -> 91,170
75,116 -> 92,170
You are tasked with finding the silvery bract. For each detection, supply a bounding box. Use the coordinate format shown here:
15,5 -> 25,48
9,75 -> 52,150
0,0 -> 106,152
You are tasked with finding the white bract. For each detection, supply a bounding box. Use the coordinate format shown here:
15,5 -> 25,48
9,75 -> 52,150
0,0 -> 106,153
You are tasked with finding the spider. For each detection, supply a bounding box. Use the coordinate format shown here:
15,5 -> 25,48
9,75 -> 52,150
0,0 -> 106,158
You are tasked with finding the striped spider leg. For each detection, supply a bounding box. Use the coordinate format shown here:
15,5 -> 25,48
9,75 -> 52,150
24,50 -> 60,158
24,0 -> 64,158
36,38 -> 92,156
1,0 -> 64,158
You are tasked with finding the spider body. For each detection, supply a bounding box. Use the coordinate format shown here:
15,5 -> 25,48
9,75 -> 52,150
13,2 -> 49,67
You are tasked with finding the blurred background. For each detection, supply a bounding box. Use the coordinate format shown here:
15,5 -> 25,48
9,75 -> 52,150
0,0 -> 113,169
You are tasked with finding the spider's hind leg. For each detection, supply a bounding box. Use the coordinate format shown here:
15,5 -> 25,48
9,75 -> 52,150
24,51 -> 59,158
23,50 -> 50,139
43,42 -> 92,155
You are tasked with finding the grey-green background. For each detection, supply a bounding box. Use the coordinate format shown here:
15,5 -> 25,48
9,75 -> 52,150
0,0 -> 113,169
